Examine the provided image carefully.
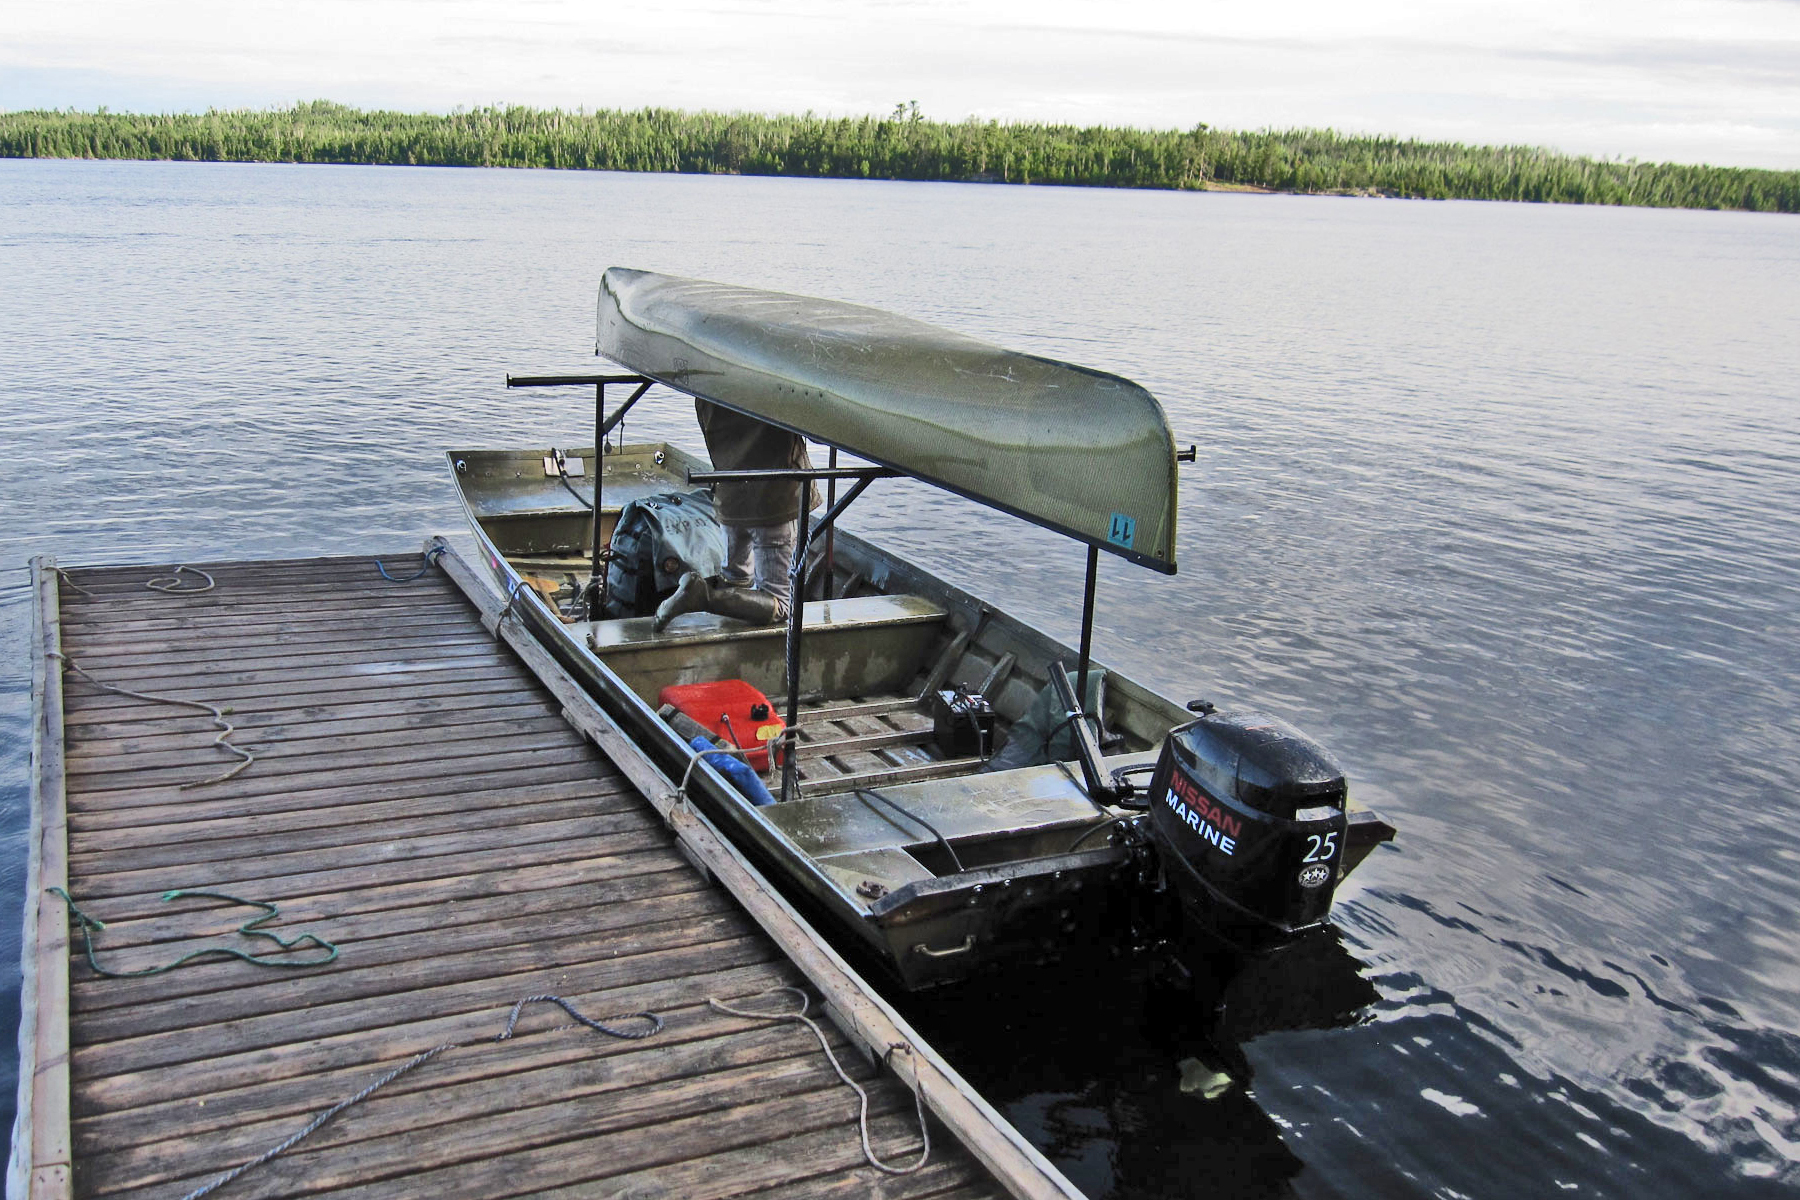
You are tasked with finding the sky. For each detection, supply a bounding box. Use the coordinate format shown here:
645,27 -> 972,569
3,0 -> 1798,170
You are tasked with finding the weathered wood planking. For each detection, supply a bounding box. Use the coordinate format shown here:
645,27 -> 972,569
10,558 -> 73,1198
17,551 -> 1009,1200
429,539 -> 1084,1200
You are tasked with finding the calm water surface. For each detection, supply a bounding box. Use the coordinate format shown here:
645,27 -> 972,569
2,160 -> 1797,1197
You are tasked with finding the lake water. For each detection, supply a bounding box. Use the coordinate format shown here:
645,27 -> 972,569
2,159 -> 1797,1197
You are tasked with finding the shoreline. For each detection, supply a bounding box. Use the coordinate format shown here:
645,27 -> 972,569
2,102 -> 1795,214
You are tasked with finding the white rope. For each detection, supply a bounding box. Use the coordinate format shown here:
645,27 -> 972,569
146,565 -> 215,593
707,986 -> 930,1175
50,651 -> 254,787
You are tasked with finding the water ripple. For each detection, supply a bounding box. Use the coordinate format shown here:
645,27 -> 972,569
2,159 -> 1798,1196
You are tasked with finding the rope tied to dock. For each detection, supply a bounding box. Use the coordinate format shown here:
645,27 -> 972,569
146,565 -> 215,593
375,543 -> 446,583
49,887 -> 338,977
49,650 -> 255,787
181,994 -> 662,1200
489,575 -> 536,638
53,568 -> 94,597
708,986 -> 931,1176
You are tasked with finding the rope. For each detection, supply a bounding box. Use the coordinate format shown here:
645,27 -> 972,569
375,544 -> 446,583
677,741 -> 755,801
492,576 -> 536,639
147,565 -> 215,593
50,650 -> 254,787
181,994 -> 662,1200
51,887 -> 337,977
707,987 -> 929,1176
53,568 -> 94,597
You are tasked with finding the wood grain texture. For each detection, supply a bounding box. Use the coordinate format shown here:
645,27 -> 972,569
35,550 -> 1004,1200
433,539 -> 1070,1199
11,558 -> 73,1200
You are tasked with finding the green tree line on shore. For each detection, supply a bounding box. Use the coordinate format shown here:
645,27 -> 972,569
3,100 -> 1794,213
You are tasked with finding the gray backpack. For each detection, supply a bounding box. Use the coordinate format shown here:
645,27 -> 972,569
602,490 -> 727,619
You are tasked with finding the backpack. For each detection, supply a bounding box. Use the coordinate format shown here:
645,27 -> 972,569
602,489 -> 727,619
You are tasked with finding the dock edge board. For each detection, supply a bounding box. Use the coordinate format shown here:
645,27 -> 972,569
427,535 -> 1087,1200
10,558 -> 72,1200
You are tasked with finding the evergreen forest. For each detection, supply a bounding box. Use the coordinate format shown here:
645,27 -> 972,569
4,101 -> 1794,213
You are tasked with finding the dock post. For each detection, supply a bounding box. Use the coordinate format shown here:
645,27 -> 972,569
9,558 -> 72,1200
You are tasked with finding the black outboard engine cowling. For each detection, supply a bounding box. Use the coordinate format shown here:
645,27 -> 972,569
1145,710 -> 1349,944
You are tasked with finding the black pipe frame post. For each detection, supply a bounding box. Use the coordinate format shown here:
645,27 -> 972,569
589,380 -> 606,618
823,446 -> 838,601
1076,543 -> 1099,705
780,474 -> 880,803
587,380 -> 654,618
504,373 -> 653,620
686,465 -> 896,485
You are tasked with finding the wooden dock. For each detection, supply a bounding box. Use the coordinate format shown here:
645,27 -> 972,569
11,548 -> 1084,1200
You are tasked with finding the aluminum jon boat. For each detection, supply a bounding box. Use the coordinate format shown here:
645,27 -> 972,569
449,268 -> 1394,990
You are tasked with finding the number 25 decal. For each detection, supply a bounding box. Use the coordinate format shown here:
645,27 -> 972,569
1302,832 -> 1338,863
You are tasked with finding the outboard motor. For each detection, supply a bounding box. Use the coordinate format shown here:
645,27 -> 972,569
1144,709 -> 1349,945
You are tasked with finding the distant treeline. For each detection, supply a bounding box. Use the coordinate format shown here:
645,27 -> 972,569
3,101 -> 1795,213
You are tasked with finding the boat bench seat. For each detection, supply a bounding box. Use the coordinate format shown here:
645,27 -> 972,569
812,848 -> 937,898
763,758 -> 1132,860
588,593 -> 950,705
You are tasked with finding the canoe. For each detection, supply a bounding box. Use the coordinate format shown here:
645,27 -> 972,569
450,271 -> 1393,989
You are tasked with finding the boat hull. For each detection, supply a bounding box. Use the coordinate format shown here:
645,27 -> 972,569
449,443 -> 1391,989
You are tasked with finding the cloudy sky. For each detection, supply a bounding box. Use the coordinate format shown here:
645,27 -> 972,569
4,0 -> 1798,169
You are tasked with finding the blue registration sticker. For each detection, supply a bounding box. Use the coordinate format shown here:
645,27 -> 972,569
1108,512 -> 1136,548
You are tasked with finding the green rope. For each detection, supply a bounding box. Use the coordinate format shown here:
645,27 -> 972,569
49,887 -> 339,978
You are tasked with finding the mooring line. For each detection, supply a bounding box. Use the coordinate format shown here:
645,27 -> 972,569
50,887 -> 338,977
707,986 -> 930,1176
49,650 -> 255,787
375,543 -> 446,583
491,576 -> 535,639
180,995 -> 663,1200
53,568 -> 94,597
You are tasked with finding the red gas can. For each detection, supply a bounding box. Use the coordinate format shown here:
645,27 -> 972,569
658,679 -> 786,772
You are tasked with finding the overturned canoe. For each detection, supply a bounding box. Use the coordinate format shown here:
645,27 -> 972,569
598,267 -> 1180,573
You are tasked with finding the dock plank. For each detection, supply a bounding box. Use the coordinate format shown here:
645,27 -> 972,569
31,553 -> 1009,1200
67,776 -> 640,846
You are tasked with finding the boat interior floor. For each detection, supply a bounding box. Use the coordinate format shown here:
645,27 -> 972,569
764,742 -> 1156,908
504,552 -> 1159,877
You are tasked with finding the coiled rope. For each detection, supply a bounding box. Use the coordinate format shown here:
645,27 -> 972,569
182,994 -> 662,1200
50,887 -> 338,977
707,987 -> 930,1176
50,650 -> 254,787
147,565 -> 215,593
375,544 -> 446,583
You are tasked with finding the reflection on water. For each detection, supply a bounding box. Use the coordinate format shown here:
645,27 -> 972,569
908,934 -> 1375,1200
2,159 -> 1798,1195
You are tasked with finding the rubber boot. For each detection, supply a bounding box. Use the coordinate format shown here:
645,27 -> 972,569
708,585 -> 781,625
653,571 -> 712,631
